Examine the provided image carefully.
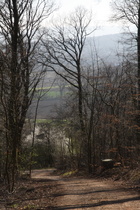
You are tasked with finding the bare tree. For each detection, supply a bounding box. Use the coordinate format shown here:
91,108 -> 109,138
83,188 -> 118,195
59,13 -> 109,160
111,0 -> 140,147
0,0 -> 55,192
40,8 -> 95,167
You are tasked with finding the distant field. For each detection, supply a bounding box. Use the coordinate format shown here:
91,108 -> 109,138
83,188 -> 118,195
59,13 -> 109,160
29,86 -> 68,119
34,86 -> 69,99
36,85 -> 68,90
29,97 -> 64,119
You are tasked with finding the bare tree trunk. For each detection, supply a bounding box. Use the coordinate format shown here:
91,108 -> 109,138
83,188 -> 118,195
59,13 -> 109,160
137,3 -> 140,151
0,0 -> 55,192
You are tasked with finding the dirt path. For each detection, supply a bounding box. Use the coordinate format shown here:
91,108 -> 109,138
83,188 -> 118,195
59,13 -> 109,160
32,169 -> 140,210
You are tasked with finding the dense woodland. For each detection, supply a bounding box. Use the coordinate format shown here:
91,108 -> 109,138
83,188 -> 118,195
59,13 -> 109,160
0,0 -> 140,193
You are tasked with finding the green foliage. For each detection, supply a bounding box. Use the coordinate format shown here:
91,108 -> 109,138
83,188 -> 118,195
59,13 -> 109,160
9,203 -> 19,209
20,148 -> 38,171
27,143 -> 54,169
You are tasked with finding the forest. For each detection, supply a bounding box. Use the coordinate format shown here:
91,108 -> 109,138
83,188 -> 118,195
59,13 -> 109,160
0,0 -> 140,195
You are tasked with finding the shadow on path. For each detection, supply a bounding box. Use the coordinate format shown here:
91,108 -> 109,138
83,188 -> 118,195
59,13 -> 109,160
51,196 -> 140,209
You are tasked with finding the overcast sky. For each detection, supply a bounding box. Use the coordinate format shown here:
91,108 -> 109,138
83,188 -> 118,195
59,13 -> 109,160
53,0 -> 122,36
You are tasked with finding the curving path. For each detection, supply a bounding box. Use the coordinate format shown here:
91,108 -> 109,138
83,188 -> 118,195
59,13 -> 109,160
32,169 -> 140,210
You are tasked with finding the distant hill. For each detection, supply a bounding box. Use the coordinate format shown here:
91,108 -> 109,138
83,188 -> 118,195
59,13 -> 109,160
83,33 -> 125,65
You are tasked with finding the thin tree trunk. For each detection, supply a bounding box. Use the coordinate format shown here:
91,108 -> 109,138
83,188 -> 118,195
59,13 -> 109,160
137,3 -> 140,147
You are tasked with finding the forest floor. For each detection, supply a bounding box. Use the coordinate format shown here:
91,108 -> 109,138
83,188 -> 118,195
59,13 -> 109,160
0,168 -> 140,209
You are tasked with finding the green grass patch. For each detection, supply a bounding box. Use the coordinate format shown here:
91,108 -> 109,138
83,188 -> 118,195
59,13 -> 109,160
62,170 -> 78,177
36,119 -> 52,124
23,205 -> 36,209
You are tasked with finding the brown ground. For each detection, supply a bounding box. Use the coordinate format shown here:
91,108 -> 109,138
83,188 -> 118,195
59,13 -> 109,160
0,169 -> 140,209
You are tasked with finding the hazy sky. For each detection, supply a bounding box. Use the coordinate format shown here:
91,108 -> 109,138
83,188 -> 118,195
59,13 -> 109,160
54,0 -> 122,36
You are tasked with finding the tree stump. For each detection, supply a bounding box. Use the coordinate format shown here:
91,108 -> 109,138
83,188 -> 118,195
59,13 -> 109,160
101,159 -> 114,169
